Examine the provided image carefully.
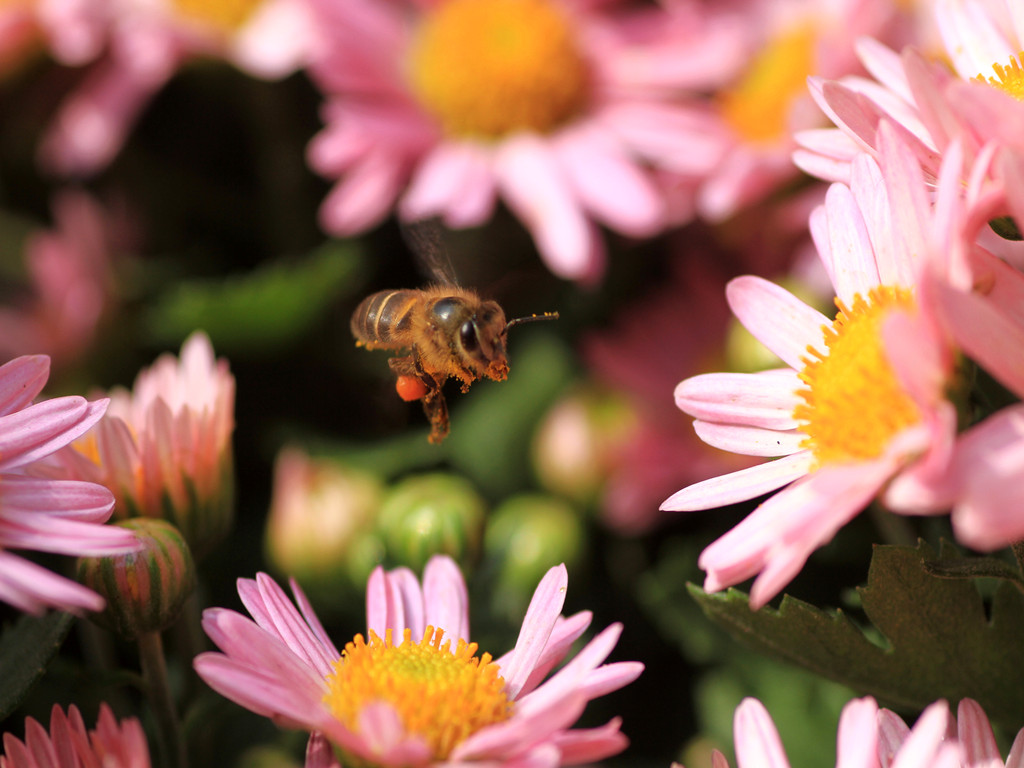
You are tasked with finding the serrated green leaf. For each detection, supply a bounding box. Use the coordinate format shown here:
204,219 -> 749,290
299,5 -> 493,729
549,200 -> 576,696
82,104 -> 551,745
690,540 -> 1024,732
144,242 -> 363,354
0,611 -> 74,719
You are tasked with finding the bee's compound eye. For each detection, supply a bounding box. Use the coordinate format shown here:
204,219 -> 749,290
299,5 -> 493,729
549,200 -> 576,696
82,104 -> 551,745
459,320 -> 478,352
431,298 -> 459,325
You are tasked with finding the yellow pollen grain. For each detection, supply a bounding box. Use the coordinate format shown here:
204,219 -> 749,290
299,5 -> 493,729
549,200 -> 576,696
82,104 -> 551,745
719,24 -> 816,144
793,286 -> 922,466
171,0 -> 262,31
974,52 -> 1024,101
323,626 -> 512,761
409,0 -> 590,138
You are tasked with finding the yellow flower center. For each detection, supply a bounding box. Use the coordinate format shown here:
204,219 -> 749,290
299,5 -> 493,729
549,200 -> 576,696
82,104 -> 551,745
793,287 -> 922,466
408,0 -> 590,138
719,24 -> 816,144
323,626 -> 512,762
975,52 -> 1024,100
171,0 -> 262,31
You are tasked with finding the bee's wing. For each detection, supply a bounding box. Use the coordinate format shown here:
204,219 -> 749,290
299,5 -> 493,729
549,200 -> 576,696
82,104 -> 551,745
401,218 -> 459,286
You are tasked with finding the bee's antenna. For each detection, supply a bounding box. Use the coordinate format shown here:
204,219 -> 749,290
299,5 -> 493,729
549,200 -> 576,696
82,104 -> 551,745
504,312 -> 559,333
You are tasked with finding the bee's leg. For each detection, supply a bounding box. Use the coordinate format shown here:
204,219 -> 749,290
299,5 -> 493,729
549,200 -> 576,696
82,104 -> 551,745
422,387 -> 450,444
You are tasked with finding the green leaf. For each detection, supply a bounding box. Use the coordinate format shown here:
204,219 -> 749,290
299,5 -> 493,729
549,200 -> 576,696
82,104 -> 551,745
0,611 -> 75,719
144,241 -> 363,355
690,540 -> 1024,732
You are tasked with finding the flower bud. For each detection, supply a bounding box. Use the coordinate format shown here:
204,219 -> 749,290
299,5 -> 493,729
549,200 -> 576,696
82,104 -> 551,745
377,473 -> 485,571
484,493 -> 584,619
77,518 -> 195,639
265,447 -> 383,598
532,388 -> 636,503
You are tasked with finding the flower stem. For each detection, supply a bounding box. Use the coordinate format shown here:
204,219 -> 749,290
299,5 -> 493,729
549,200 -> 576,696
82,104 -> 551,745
138,630 -> 185,768
1013,541 -> 1024,576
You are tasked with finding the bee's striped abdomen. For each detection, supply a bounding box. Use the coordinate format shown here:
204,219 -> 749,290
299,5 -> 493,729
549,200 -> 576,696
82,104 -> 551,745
350,290 -> 418,345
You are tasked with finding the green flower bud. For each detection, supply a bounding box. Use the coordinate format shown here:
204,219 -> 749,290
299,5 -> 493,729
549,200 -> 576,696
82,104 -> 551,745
377,473 -> 485,571
77,519 -> 196,639
484,494 -> 584,619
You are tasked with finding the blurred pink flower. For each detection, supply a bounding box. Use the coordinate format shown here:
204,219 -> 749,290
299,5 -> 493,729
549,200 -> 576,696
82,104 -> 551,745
660,126 -> 974,608
194,555 -> 642,766
878,699 -> 1024,768
0,703 -> 150,768
0,190 -> 126,368
578,254 -> 758,534
692,0 -> 900,222
674,697 -> 958,768
0,0 -> 108,74
794,0 -> 1024,230
39,332 -> 235,558
0,354 -> 137,614
885,261 -> 1024,549
304,0 -> 746,283
39,0 -> 316,176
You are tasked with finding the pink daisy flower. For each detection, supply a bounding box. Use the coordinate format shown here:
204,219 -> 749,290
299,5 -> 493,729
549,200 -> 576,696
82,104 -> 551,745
794,0 -> 1024,228
885,261 -> 1024,550
878,698 -> 1024,768
673,696 -> 958,768
304,0 -> 746,283
693,0 -> 901,222
194,555 -> 643,766
659,125 -> 977,608
39,0 -> 316,176
0,703 -> 151,768
38,331 -> 235,559
0,354 -> 137,615
0,190 -> 126,369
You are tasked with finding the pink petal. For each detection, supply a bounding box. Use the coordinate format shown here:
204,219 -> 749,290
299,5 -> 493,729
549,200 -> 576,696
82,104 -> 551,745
0,397 -> 108,470
733,699 -> 790,768
494,135 -> 605,282
422,555 -> 469,644
956,699 -> 1000,768
550,718 -> 628,764
725,276 -> 830,371
693,422 -> 805,457
822,182 -> 880,304
317,152 -> 407,236
0,550 -> 105,614
673,369 -> 802,430
835,697 -> 879,768
400,142 -> 496,228
555,122 -> 664,237
660,451 -> 814,511
0,355 -> 50,416
500,564 -> 568,700
877,709 -> 911,768
496,611 -> 593,699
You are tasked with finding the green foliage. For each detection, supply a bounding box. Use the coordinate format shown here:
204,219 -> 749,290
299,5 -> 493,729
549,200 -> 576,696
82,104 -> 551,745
144,241 -> 363,354
0,612 -> 74,720
690,540 -> 1024,732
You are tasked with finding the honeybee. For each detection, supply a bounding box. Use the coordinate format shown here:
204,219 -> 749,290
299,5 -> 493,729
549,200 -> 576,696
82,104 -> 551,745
351,223 -> 557,444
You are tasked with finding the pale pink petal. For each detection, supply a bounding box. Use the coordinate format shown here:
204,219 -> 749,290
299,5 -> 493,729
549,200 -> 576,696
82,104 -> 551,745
1006,729 -> 1024,768
891,702 -> 953,768
304,733 -> 339,768
496,611 -> 592,698
0,550 -> 105,614
835,697 -> 879,768
317,152 -> 408,236
956,699 -> 1001,768
555,122 -> 664,237
500,564 -> 567,700
230,0 -> 314,78
422,554 -> 469,643
877,709 -> 911,768
733,699 -> 790,768
400,142 -> 496,228
822,182 -> 881,303
0,355 -> 50,416
660,451 -> 814,511
494,134 -> 605,283
726,276 -> 830,371
693,422 -> 805,457
673,369 -> 802,430
550,718 -> 627,764
0,397 -> 107,470
355,702 -> 432,765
